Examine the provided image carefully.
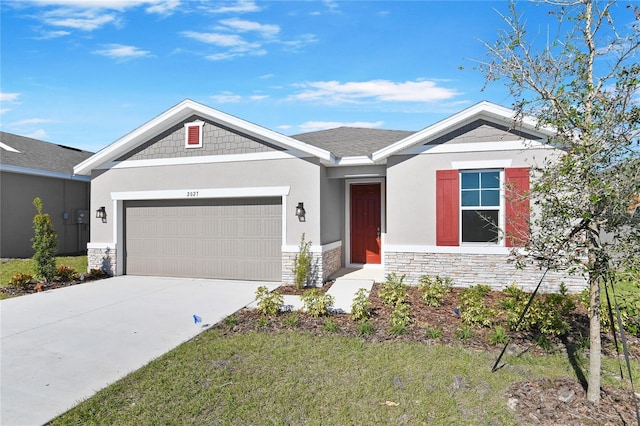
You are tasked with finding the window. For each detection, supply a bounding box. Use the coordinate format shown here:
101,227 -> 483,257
436,167 -> 530,247
460,170 -> 501,243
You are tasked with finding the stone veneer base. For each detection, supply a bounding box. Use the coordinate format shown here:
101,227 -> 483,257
384,251 -> 587,293
87,247 -> 117,276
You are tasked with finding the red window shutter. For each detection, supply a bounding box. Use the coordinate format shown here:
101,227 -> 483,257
187,125 -> 200,145
505,167 -> 530,247
436,169 -> 459,246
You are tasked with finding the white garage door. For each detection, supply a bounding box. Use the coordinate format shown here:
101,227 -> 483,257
124,198 -> 282,281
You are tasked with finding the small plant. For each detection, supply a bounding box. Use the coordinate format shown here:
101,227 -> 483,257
56,265 -> 77,281
324,318 -> 339,332
459,285 -> 495,328
487,326 -> 509,345
389,301 -> 411,335
418,275 -> 452,307
223,314 -> 239,327
292,233 -> 312,289
455,325 -> 473,340
257,317 -> 269,327
300,288 -> 334,317
379,273 -> 408,306
358,320 -> 375,336
426,326 -> 443,340
89,268 -> 105,278
283,312 -> 300,328
536,334 -> 551,351
9,273 -> 33,287
350,288 -> 372,321
255,286 -> 283,316
32,197 -> 58,281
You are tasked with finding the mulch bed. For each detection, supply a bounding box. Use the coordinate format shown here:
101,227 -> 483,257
0,273 -> 108,298
217,282 -> 640,426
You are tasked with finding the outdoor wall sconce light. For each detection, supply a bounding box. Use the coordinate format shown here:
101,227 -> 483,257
96,206 -> 107,223
295,202 -> 306,221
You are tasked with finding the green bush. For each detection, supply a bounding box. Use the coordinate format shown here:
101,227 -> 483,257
292,233 -> 312,289
378,273 -> 408,306
502,284 -> 574,336
456,325 -> 473,340
358,320 -> 375,336
425,326 -> 443,340
459,285 -> 496,328
324,318 -> 339,332
300,288 -> 334,317
579,280 -> 640,337
255,286 -> 283,316
487,326 -> 509,345
56,265 -> 77,281
10,273 -> 33,288
418,275 -> 452,307
283,312 -> 300,328
389,302 -> 411,335
32,197 -> 58,281
350,288 -> 372,321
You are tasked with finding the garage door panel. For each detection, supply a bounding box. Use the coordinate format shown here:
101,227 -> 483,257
125,198 -> 281,281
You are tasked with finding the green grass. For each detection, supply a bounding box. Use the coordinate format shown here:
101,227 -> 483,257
0,256 -> 88,287
51,330 -> 638,425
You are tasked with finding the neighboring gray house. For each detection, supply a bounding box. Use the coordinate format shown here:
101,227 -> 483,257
74,100 -> 585,292
0,132 -> 93,258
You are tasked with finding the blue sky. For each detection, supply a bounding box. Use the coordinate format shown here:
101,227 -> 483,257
0,0 -> 634,153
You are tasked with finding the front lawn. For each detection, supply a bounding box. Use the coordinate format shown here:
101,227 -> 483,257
0,256 -> 87,289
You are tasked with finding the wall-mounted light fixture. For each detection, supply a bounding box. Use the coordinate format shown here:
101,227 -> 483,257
96,206 -> 107,223
295,202 -> 306,221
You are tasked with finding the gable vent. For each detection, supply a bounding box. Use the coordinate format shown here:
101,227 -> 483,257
184,121 -> 204,148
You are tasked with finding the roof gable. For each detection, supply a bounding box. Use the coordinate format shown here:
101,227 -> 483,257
74,99 -> 334,175
0,131 -> 93,177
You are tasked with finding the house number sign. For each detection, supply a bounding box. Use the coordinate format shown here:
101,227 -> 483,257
186,191 -> 199,197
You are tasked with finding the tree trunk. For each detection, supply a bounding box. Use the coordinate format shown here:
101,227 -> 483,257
587,272 -> 601,403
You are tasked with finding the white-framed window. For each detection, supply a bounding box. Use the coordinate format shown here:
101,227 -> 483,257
184,121 -> 204,148
460,169 -> 503,244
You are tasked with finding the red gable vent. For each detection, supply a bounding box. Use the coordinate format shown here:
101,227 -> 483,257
184,121 -> 204,148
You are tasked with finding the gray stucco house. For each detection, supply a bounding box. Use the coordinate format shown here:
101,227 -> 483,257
0,132 -> 93,258
74,99 -> 585,292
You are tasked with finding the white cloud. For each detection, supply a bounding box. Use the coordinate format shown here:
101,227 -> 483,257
0,92 -> 20,102
209,92 -> 242,103
93,44 -> 151,60
200,0 -> 261,14
259,74 -> 274,80
219,18 -> 280,38
298,120 -> 385,132
182,31 -> 249,48
9,118 -> 56,126
25,129 -> 48,139
1,108 -> 11,114
249,95 -> 268,101
290,79 -> 460,104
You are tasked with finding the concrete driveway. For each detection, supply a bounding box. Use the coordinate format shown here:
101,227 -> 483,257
0,276 -> 277,426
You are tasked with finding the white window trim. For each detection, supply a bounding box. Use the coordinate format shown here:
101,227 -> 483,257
184,121 -> 204,148
459,169 -> 505,246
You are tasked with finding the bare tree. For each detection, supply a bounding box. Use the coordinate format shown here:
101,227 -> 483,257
479,0 -> 640,402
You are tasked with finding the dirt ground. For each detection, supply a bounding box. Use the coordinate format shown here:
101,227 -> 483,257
219,283 -> 640,426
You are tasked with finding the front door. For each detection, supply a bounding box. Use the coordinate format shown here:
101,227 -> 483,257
350,183 -> 381,264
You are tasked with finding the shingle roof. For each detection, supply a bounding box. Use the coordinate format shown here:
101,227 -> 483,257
0,131 -> 94,175
291,127 -> 416,158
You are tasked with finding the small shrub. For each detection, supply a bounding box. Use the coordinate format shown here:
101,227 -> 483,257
56,265 -> 77,281
292,233 -> 312,289
358,320 -> 375,336
324,318 -> 339,332
351,288 -> 371,321
389,301 -> 411,335
255,286 -> 283,316
283,312 -> 300,328
426,326 -> 443,340
536,334 -> 551,351
456,325 -> 473,340
418,275 -> 452,307
379,273 -> 408,306
504,285 -> 574,336
257,317 -> 269,327
10,273 -> 33,287
487,326 -> 509,345
32,197 -> 58,281
459,285 -> 495,328
300,288 -> 334,317
89,268 -> 105,278
223,314 -> 238,327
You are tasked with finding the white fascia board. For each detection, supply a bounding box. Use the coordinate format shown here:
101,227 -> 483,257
0,164 -> 91,182
400,139 -> 553,156
111,186 -> 291,201
384,244 -> 511,255
0,142 -> 20,153
371,101 -> 552,162
74,99 -> 334,175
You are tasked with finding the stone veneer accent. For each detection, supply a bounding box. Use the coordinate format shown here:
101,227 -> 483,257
384,251 -> 586,294
116,115 -> 282,161
282,244 -> 342,287
87,246 -> 117,276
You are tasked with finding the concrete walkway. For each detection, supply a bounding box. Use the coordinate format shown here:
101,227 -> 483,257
0,276 -> 277,426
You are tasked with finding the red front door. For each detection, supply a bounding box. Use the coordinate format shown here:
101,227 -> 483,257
350,183 -> 381,264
